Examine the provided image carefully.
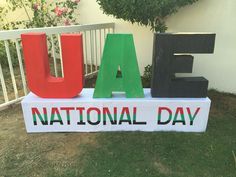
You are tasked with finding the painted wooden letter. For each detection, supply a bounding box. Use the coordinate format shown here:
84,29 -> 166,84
21,33 -> 84,98
93,34 -> 144,98
151,33 -> 216,98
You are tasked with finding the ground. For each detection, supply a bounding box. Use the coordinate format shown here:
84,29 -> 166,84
0,90 -> 236,177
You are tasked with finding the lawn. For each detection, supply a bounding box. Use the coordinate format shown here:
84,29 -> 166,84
0,90 -> 236,177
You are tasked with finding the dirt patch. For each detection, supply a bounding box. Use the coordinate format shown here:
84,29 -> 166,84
208,89 -> 236,118
153,161 -> 171,175
0,105 -> 98,177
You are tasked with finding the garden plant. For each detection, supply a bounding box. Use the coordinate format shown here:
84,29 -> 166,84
96,0 -> 198,32
0,0 -> 80,67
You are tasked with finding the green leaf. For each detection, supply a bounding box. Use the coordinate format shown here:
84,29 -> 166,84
96,0 -> 199,32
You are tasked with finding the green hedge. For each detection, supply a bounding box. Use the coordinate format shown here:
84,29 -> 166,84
97,0 -> 198,32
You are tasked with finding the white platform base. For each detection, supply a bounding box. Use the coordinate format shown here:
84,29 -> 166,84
21,89 -> 211,133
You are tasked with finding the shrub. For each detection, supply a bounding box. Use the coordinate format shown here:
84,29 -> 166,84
0,42 -> 18,68
0,0 -> 80,30
142,65 -> 152,88
96,0 -> 198,32
0,0 -> 81,68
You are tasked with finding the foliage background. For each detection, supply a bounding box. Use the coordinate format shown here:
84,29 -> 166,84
0,0 -> 80,67
0,0 -> 80,30
96,0 -> 198,32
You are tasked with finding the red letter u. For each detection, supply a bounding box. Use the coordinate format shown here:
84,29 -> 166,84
21,33 -> 84,98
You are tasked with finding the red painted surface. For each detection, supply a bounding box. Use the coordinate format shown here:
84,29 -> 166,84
21,33 -> 84,98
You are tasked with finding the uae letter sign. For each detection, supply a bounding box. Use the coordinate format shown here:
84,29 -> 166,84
21,33 -> 216,133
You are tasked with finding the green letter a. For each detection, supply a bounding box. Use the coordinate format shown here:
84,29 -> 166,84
93,34 -> 144,98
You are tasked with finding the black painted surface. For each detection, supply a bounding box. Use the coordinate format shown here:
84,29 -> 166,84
151,33 -> 216,98
172,55 -> 194,73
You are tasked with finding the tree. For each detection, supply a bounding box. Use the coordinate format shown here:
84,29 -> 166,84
96,0 -> 198,32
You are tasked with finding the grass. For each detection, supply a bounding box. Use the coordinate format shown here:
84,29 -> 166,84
0,90 -> 236,177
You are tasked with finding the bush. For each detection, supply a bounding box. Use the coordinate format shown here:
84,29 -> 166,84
0,42 -> 19,68
97,0 -> 198,32
0,0 -> 81,68
0,0 -> 80,30
142,65 -> 152,88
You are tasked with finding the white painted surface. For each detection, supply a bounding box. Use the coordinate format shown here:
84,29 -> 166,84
79,0 -> 236,94
21,89 -> 211,133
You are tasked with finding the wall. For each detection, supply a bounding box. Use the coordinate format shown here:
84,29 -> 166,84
0,0 -> 32,25
76,0 -> 236,93
166,0 -> 236,94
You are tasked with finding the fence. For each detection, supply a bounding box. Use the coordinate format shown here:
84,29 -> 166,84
0,22 -> 115,109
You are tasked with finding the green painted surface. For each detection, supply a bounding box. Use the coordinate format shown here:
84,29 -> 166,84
33,113 -> 48,125
93,34 -> 144,98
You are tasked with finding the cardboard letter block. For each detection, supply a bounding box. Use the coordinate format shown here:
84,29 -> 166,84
21,33 -> 84,98
151,33 -> 216,98
93,34 -> 144,98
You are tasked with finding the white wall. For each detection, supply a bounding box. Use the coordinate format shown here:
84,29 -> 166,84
79,0 -> 236,94
0,0 -> 32,25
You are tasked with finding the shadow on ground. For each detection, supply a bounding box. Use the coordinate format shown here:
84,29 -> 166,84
0,90 -> 236,177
